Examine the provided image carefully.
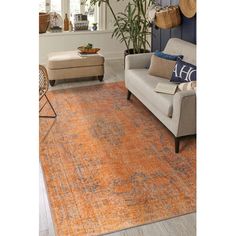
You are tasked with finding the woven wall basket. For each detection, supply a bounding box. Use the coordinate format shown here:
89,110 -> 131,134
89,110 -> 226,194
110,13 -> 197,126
155,6 -> 181,29
179,0 -> 196,18
39,13 -> 50,33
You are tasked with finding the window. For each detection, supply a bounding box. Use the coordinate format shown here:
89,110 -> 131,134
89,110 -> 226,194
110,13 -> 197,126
50,0 -> 61,15
38,0 -> 103,30
84,0 -> 98,27
39,0 -> 46,12
39,0 -> 50,12
70,0 -> 81,15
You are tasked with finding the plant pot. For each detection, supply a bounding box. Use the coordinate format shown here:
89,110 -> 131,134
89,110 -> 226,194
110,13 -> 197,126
124,49 -> 150,56
124,49 -> 150,68
92,24 -> 98,31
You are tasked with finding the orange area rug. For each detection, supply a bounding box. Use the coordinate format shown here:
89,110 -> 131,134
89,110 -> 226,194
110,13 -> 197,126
40,82 -> 196,236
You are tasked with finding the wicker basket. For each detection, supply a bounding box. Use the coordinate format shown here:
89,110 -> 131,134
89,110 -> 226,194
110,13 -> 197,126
39,13 -> 50,33
78,47 -> 100,54
155,6 -> 181,29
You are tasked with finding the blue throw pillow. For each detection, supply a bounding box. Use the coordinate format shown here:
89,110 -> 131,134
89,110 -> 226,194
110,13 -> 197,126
170,58 -> 196,83
154,50 -> 183,61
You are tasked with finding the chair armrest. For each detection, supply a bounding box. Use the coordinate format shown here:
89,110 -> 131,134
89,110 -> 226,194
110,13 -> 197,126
172,90 -> 196,137
125,53 -> 153,70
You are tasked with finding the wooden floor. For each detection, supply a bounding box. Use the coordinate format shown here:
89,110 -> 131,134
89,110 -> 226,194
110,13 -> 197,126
40,59 -> 196,236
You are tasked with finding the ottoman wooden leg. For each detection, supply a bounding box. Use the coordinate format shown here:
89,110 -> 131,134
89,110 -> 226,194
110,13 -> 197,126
175,137 -> 180,153
98,75 -> 104,82
49,80 -> 56,86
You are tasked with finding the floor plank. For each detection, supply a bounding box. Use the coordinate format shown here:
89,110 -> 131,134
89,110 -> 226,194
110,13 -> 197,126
39,230 -> 49,236
107,213 -> 196,236
39,166 -> 55,236
39,167 -> 48,232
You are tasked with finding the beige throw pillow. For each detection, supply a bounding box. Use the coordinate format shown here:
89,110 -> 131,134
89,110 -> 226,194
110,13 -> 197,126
148,55 -> 177,79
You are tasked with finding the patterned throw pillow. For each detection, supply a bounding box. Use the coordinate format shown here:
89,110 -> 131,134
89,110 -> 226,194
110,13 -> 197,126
148,52 -> 183,79
170,58 -> 196,83
178,81 -> 197,91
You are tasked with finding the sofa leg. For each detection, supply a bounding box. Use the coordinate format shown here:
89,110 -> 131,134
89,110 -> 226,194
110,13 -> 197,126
127,90 -> 132,100
49,80 -> 55,87
98,75 -> 104,82
175,137 -> 180,153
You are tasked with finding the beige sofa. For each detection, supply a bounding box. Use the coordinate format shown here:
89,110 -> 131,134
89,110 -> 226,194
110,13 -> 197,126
125,38 -> 196,153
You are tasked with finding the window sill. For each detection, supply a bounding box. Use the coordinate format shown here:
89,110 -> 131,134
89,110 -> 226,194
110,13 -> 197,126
39,30 -> 113,37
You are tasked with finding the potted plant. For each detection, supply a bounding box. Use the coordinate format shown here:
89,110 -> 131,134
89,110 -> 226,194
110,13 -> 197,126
92,22 -> 98,31
90,0 -> 154,55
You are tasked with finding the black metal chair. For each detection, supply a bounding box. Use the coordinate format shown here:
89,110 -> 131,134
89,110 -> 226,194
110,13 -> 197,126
39,65 -> 57,118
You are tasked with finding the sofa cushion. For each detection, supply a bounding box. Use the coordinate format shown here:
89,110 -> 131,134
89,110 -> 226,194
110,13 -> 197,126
164,38 -> 196,65
170,58 -> 197,83
47,51 -> 104,69
148,55 -> 177,79
126,69 -> 174,117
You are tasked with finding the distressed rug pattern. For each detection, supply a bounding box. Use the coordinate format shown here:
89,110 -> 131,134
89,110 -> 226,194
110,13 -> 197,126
40,82 -> 196,236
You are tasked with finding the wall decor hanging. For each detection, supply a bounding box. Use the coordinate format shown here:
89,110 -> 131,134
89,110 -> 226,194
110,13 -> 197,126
155,5 -> 181,29
179,0 -> 196,18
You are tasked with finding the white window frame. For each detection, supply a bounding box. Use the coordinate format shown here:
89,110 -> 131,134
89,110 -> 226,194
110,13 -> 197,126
45,0 -> 51,12
98,2 -> 106,30
41,0 -> 107,30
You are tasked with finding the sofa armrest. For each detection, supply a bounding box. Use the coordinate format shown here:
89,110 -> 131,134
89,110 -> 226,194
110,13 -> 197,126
172,90 -> 196,137
125,53 -> 153,70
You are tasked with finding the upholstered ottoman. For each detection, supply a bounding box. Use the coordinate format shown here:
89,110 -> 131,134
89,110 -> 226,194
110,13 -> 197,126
47,51 -> 105,86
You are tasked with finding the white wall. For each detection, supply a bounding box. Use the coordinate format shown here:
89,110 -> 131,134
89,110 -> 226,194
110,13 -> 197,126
106,0 -> 129,30
39,30 -> 126,64
105,1 -> 151,48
